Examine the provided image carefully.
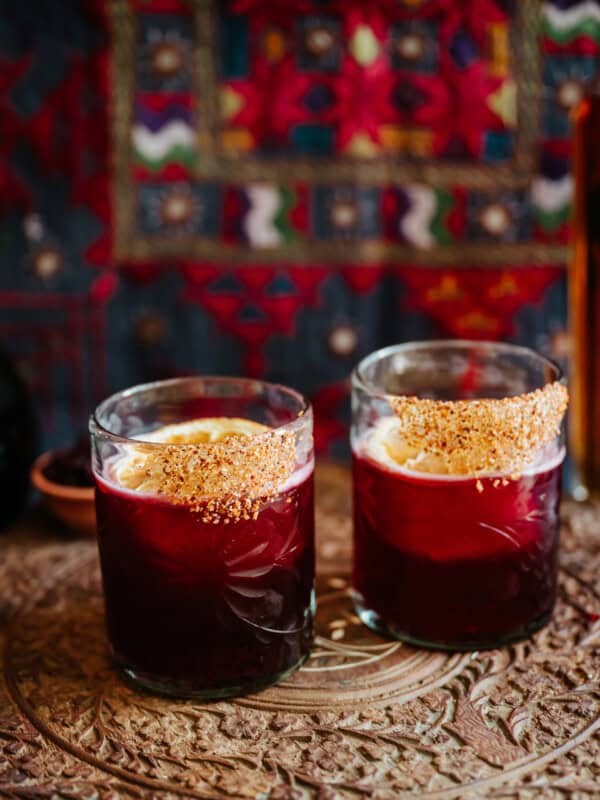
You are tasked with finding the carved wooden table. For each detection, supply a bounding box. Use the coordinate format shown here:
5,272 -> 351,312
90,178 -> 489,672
1,463 -> 600,799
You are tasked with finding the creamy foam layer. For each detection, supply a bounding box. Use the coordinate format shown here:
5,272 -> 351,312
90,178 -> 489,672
355,416 -> 565,480
100,456 -> 314,499
100,417 -> 312,502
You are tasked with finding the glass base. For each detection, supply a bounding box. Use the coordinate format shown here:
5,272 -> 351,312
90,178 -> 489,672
353,596 -> 554,652
117,653 -> 309,701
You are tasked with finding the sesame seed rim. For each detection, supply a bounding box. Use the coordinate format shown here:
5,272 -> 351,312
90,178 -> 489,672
385,381 -> 568,477
89,376 -> 311,448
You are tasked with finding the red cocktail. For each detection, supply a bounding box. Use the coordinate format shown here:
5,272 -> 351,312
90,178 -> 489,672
96,467 -> 314,694
351,342 -> 568,650
91,379 -> 315,698
353,451 -> 561,649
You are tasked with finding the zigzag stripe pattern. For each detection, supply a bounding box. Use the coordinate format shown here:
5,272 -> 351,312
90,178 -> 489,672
543,1 -> 600,43
134,103 -> 192,133
430,188 -> 453,245
244,185 -> 283,248
131,120 -> 196,168
531,174 -> 572,231
401,185 -> 436,249
531,175 -> 573,211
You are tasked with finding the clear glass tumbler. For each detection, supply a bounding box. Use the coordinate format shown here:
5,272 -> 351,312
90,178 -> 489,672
90,377 -> 315,699
351,341 -> 568,651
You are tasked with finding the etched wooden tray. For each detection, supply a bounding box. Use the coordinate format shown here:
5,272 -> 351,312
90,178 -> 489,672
1,463 -> 600,799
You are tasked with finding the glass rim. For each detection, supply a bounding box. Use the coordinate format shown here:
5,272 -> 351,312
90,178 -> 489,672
89,375 -> 312,447
352,339 -> 564,400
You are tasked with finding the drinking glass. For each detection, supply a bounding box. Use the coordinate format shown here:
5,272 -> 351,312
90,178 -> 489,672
90,377 -> 314,698
351,341 -> 568,651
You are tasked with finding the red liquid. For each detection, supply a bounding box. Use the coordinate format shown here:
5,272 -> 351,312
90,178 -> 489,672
95,472 -> 314,696
353,452 -> 561,649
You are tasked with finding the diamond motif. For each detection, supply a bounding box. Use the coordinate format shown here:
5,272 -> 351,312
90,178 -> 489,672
391,21 -> 438,73
349,25 -> 380,67
297,17 -> 341,72
392,80 -> 426,113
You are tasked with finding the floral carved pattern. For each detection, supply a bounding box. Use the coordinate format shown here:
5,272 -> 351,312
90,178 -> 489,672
1,465 -> 600,799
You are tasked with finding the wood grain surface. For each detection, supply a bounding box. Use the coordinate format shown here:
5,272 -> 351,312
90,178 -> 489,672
1,463 -> 600,799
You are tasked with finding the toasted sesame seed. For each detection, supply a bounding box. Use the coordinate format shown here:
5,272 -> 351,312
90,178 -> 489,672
114,420 -> 297,522
389,382 -> 567,478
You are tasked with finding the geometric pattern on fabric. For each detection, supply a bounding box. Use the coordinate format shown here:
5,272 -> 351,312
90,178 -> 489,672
0,0 -> 591,454
112,0 -> 574,265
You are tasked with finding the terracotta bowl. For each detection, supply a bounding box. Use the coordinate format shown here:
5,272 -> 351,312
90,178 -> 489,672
30,451 -> 96,537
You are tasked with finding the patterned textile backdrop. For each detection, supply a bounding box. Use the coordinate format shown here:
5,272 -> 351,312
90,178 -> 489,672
0,0 -> 593,456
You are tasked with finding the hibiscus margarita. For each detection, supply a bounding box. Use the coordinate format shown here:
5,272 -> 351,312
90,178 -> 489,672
91,378 -> 315,699
351,342 -> 568,650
